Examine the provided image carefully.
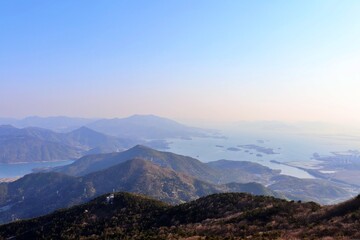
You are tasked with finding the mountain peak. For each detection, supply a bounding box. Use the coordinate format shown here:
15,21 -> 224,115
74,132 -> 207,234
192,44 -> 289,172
56,144 -> 219,184
129,144 -> 153,151
128,114 -> 159,119
71,126 -> 97,133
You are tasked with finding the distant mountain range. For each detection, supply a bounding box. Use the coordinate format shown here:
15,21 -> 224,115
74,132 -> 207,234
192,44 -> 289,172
0,125 -> 134,163
0,114 -> 216,138
0,116 -> 95,132
0,115 -> 218,163
86,114 -> 213,138
0,125 -> 82,163
1,192 -> 360,239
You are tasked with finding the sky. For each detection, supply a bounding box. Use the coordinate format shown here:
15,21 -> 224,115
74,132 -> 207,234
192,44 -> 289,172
1,0 -> 360,125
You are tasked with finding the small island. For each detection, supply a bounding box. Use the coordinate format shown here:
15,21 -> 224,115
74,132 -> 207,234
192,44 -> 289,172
238,144 -> 279,155
227,147 -> 241,151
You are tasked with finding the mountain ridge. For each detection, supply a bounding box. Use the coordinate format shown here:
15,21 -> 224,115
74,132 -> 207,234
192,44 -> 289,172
56,145 -> 221,184
86,114 -> 213,138
0,114 -> 216,163
0,125 -> 132,163
54,145 -> 356,204
0,158 -> 280,224
1,192 -> 360,239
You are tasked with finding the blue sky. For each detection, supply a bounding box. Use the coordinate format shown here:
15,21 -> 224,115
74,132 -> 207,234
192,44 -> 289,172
1,0 -> 360,124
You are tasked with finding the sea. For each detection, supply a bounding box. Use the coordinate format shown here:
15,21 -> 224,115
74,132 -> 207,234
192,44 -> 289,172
166,128 -> 360,179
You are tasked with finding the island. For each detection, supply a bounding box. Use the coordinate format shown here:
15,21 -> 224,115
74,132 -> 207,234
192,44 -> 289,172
237,144 -> 279,154
227,147 -> 241,151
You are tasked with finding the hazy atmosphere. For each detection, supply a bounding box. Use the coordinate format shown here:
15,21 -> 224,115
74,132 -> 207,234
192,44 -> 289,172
1,0 -> 360,125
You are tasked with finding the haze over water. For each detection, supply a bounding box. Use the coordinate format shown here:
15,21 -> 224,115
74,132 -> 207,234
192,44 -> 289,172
167,124 -> 360,178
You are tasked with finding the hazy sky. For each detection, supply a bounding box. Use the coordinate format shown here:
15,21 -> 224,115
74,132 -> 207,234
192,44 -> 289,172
1,0 -> 360,125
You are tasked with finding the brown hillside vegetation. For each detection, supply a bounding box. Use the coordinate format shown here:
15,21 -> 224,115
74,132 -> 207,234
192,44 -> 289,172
0,192 -> 359,239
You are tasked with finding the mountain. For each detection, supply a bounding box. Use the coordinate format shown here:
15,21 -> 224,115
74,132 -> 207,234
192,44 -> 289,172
65,126 -> 135,154
57,146 -> 282,184
82,158 -> 221,204
0,192 -> 168,240
0,158 -> 279,224
1,192 -> 360,239
83,158 -> 282,204
55,145 -> 357,204
0,115 -> 216,139
66,126 -> 117,147
0,172 -> 86,222
56,145 -> 220,183
0,125 -> 65,142
86,114 -> 213,138
1,116 -> 96,132
0,114 -> 216,163
0,125 -> 82,163
0,125 -> 136,163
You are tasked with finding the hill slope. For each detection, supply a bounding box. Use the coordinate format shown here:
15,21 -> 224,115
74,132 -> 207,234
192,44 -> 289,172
0,125 -> 133,163
1,192 -> 360,239
0,125 -> 82,163
56,145 -> 220,183
0,159 -> 278,224
82,158 -> 221,204
65,126 -> 135,154
55,145 -> 356,205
